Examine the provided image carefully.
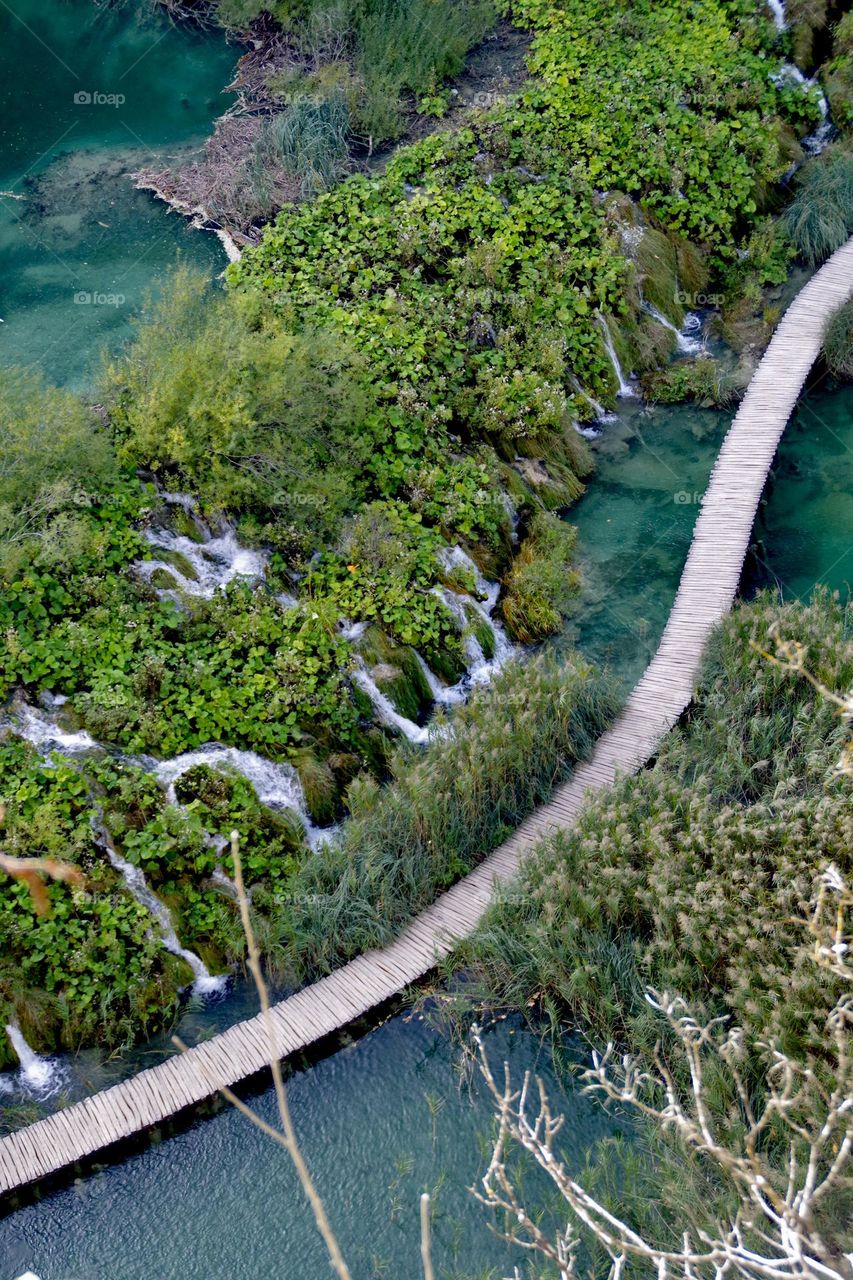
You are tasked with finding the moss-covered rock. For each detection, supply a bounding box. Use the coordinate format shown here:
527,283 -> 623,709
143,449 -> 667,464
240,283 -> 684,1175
464,601 -> 496,660
357,625 -> 435,722
292,746 -> 341,826
502,511 -> 581,644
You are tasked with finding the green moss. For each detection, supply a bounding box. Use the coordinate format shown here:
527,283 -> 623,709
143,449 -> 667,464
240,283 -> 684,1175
356,624 -> 435,721
149,567 -> 179,591
292,747 -> 341,825
635,228 -> 682,326
157,547 -> 199,581
464,602 -> 496,661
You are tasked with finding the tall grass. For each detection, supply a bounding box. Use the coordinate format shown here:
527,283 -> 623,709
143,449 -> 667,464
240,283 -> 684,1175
256,94 -> 353,197
783,146 -> 853,264
458,591 -> 853,1058
279,652 -> 620,980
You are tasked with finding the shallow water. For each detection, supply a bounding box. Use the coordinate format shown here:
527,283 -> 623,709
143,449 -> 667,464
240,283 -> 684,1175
749,381 -> 853,601
0,1015 -> 623,1280
0,0 -> 234,386
561,398 -> 728,685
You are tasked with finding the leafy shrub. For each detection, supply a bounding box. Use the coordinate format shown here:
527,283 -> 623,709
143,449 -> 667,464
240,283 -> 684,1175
105,267 -> 371,556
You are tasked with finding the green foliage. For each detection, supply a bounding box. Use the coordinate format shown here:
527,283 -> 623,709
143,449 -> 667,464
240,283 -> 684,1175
105,266 -> 372,558
0,742 -> 183,1050
643,356 -> 734,406
823,297 -> 853,379
0,368 -> 123,581
461,592 -> 852,1063
501,511 -> 580,643
281,651 -> 620,977
782,145 -> 853,263
307,501 -> 463,659
502,0 -> 796,247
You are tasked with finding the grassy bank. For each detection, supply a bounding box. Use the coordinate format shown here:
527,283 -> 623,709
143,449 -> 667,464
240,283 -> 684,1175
458,592 -> 852,1055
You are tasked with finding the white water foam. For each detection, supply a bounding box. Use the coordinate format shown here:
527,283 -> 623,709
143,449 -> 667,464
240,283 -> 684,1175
148,745 -> 330,849
767,0 -> 786,30
139,525 -> 268,598
92,819 -> 227,995
642,300 -> 705,355
3,699 -> 99,755
353,661 -> 434,744
2,1023 -> 66,1100
597,315 -> 636,397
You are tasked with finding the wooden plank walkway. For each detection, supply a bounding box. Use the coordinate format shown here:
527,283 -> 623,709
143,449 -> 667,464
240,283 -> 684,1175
2,239 -> 852,1198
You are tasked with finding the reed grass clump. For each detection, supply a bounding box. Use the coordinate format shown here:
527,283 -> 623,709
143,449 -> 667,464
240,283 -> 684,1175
783,145 -> 853,264
460,591 -> 853,1061
280,651 -> 620,979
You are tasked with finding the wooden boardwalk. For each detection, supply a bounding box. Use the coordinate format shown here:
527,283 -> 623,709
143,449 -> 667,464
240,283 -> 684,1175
2,239 -> 852,1197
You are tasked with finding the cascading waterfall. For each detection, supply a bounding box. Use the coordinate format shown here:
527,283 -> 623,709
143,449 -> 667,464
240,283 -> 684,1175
641,299 -> 705,355
91,817 -> 227,995
570,375 -> 615,431
767,0 -> 786,30
353,662 -> 434,744
4,696 -> 99,755
1,1023 -> 65,1099
138,524 -> 268,599
597,315 -> 636,397
148,745 -> 331,850
772,63 -> 834,155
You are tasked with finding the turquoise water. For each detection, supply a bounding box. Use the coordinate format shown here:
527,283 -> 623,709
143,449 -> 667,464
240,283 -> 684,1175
0,1014 -> 623,1280
750,381 -> 853,601
0,0 -> 234,387
561,399 -> 728,686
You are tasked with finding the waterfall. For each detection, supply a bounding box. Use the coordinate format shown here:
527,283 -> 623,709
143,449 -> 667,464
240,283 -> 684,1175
767,0 -> 786,30
773,63 -> 834,155
3,1023 -> 64,1098
570,374 -> 616,426
91,819 -> 227,995
138,525 -> 268,599
353,661 -> 434,744
641,300 -> 705,355
597,315 -> 636,397
148,745 -> 330,850
4,697 -> 99,756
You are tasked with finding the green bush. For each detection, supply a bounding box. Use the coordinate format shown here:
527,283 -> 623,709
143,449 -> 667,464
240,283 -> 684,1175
105,267 -> 372,556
